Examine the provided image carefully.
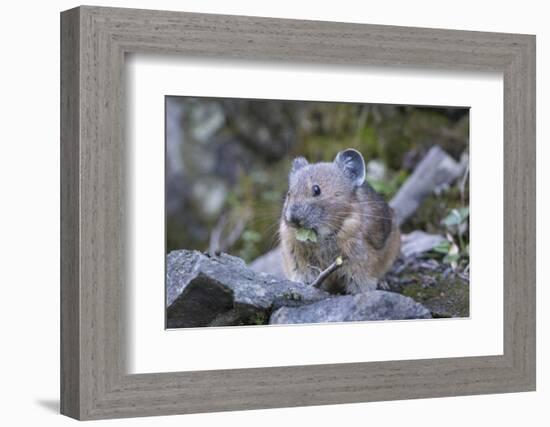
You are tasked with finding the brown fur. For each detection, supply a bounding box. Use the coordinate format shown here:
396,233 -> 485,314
280,158 -> 401,294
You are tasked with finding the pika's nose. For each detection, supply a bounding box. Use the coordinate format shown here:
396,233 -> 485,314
287,205 -> 304,228
289,214 -> 304,228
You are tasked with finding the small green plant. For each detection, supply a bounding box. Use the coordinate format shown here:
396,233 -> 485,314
251,312 -> 267,325
433,207 -> 469,270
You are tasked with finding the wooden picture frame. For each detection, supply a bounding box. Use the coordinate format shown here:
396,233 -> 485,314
60,5 -> 536,420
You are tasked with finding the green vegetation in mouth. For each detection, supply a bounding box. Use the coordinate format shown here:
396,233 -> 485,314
295,228 -> 318,243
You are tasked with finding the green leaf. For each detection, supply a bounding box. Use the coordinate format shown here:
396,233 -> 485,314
433,240 -> 451,254
443,253 -> 460,264
458,207 -> 470,218
443,207 -> 470,227
295,228 -> 318,243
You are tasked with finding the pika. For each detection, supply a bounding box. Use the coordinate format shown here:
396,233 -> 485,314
279,149 -> 401,294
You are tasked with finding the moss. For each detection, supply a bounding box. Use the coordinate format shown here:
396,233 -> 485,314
401,274 -> 469,318
282,291 -> 303,301
402,282 -> 443,301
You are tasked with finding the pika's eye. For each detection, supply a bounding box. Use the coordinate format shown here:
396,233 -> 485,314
312,185 -> 321,197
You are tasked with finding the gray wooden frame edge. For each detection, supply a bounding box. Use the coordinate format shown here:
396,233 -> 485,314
60,5 -> 536,420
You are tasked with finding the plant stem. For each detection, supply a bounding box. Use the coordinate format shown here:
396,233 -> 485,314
457,230 -> 465,252
310,256 -> 344,289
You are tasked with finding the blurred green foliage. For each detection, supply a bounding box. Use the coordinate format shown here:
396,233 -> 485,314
432,207 -> 470,270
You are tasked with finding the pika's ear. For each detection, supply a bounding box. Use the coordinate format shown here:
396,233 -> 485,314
290,156 -> 308,176
334,149 -> 366,187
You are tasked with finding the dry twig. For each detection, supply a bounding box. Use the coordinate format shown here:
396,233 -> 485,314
310,256 -> 344,289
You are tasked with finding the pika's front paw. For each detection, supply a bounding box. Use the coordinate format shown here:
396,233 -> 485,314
203,250 -> 222,258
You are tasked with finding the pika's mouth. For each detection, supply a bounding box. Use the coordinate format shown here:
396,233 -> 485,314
295,227 -> 318,243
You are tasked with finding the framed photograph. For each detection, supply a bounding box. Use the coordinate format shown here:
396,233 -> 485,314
61,6 -> 536,420
163,97 -> 470,330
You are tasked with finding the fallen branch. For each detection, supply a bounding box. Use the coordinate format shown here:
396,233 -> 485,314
390,145 -> 465,226
310,256 -> 344,289
208,212 -> 249,254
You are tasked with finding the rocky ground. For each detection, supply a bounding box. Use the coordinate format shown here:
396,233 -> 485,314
384,253 -> 469,318
166,249 -> 434,328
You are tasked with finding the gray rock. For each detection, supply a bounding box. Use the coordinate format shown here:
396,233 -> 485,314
401,231 -> 445,258
248,246 -> 285,278
166,250 -> 329,328
269,291 -> 431,324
